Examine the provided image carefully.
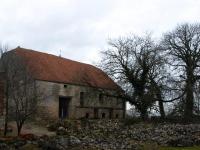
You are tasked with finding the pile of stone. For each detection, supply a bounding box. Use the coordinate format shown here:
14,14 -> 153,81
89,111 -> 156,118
48,120 -> 200,149
1,120 -> 200,149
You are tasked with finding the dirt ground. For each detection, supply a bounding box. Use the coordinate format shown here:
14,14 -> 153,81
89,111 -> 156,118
6,122 -> 56,136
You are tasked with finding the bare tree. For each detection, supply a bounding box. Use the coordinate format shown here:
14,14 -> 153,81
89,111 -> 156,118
162,23 -> 200,121
1,50 -> 42,135
99,34 -> 166,120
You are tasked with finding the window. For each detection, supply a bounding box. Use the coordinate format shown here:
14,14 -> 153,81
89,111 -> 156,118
85,113 -> 89,118
64,84 -> 67,88
102,113 -> 105,118
109,109 -> 113,119
116,114 -> 119,118
99,94 -> 103,104
94,108 -> 98,119
80,92 -> 84,106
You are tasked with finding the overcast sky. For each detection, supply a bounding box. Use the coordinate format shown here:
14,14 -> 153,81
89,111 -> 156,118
0,0 -> 200,64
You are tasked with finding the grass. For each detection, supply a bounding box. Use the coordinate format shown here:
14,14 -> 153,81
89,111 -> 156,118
160,146 -> 200,150
140,142 -> 200,150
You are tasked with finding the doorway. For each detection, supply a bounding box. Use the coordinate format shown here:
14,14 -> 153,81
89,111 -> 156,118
59,97 -> 70,119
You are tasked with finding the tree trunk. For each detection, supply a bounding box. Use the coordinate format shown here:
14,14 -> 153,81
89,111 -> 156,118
3,103 -> 8,136
4,83 -> 8,136
158,99 -> 165,119
140,109 -> 148,121
17,122 -> 23,136
155,84 -> 165,119
150,78 -> 165,119
184,68 -> 195,122
184,79 -> 194,121
157,88 -> 165,119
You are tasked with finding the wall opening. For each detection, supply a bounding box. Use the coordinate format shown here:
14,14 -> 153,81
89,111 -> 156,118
85,113 -> 89,118
99,93 -> 103,104
59,97 -> 70,119
115,114 -> 119,118
94,108 -> 98,119
80,92 -> 84,106
102,113 -> 105,118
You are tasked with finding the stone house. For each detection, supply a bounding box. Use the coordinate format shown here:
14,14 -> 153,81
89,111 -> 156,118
0,47 -> 125,120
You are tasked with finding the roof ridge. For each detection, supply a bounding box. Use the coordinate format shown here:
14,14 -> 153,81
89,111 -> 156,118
12,46 -> 95,67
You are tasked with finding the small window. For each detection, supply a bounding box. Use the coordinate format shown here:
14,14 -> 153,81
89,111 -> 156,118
85,113 -> 89,118
102,113 -> 105,118
116,114 -> 119,118
64,84 -> 67,88
80,92 -> 84,106
99,94 -> 103,104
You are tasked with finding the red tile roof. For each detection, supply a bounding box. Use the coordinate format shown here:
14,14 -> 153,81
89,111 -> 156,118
10,47 -> 120,91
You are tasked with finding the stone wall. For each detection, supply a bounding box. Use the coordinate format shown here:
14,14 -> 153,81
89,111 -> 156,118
36,80 -> 125,120
0,73 -> 4,115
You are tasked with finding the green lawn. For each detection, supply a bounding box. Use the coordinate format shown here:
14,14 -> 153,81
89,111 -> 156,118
160,146 -> 200,150
140,142 -> 200,150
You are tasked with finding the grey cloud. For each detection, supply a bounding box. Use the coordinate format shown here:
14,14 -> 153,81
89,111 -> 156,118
0,0 -> 200,63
